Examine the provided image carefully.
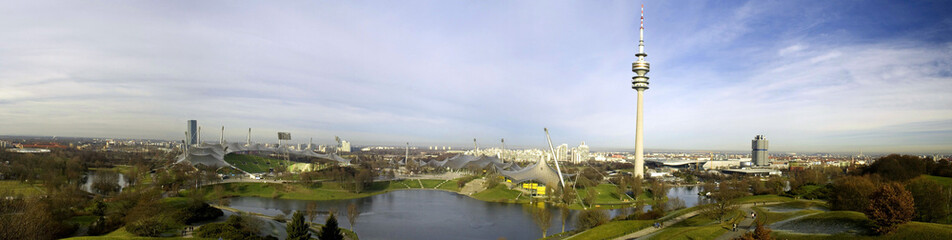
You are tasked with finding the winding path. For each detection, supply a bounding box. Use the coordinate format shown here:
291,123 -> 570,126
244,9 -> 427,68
610,202 -> 783,240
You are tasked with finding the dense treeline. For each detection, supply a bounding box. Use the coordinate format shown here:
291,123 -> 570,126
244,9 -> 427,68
0,149 -> 227,239
824,154 -> 952,233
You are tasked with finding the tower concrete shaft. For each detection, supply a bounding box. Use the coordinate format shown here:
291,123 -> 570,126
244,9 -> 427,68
631,4 -> 650,178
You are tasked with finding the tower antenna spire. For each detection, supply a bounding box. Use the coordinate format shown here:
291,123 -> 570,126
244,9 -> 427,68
639,4 -> 645,55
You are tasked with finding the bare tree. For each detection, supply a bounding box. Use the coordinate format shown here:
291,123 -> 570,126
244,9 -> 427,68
530,205 -> 553,238
306,202 -> 319,223
347,203 -> 360,231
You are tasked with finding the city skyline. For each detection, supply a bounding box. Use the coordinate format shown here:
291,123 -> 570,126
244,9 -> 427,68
1,1 -> 951,153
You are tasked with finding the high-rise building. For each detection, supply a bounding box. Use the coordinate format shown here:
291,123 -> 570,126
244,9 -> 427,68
631,5 -> 651,178
187,120 -> 198,146
577,141 -> 590,163
339,140 -> 351,153
557,144 -> 569,162
752,135 -> 769,166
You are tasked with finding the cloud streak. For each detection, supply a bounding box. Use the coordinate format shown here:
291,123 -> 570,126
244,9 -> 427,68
0,0 -> 950,153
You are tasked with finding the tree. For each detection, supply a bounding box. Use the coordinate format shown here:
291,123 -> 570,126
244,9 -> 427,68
287,211 -> 311,240
576,209 -> 609,230
306,202 -> 319,223
529,205 -> 553,238
734,221 -> 773,240
630,176 -> 643,199
617,177 -> 629,200
347,203 -> 360,231
829,175 -> 876,211
318,213 -> 343,240
905,177 -> 950,223
703,180 -> 746,223
865,182 -> 915,235
864,154 -> 928,181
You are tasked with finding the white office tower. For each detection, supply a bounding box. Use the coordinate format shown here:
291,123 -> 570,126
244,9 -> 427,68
557,144 -> 569,162
752,135 -> 769,166
578,141 -> 590,163
339,140 -> 351,153
631,5 -> 651,178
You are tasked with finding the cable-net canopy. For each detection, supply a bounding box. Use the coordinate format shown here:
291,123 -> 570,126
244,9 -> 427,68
424,154 -> 515,170
495,156 -> 565,187
175,141 -> 351,169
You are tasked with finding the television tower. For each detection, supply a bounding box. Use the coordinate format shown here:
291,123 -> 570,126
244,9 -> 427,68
632,4 -> 651,178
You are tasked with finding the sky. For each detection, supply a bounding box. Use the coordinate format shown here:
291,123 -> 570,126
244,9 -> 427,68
1,0 -> 950,153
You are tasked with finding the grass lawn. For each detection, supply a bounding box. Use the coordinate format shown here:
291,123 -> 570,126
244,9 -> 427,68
223,154 -> 292,173
569,220 -> 654,240
67,215 -> 99,225
63,227 -> 212,240
647,210 -> 742,240
573,183 -> 633,206
923,175 -> 952,187
753,201 -> 827,225
0,180 -> 45,196
772,220 -> 952,239
735,194 -> 797,204
472,185 -> 528,203
205,179 -> 464,201
419,179 -> 443,188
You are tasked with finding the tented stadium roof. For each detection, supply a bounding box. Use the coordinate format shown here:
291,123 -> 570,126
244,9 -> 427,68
496,156 -> 565,187
424,154 -> 514,170
175,142 -> 351,169
422,154 -> 564,187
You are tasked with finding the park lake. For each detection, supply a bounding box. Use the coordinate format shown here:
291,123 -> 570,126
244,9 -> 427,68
223,186 -> 704,239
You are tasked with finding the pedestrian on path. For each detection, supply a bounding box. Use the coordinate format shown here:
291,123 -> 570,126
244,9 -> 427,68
732,223 -> 737,232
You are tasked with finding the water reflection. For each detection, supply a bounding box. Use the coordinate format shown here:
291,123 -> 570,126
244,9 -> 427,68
228,190 -> 576,240
224,186 -> 704,240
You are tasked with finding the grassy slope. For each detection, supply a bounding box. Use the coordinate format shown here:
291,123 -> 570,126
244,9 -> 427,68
223,154 -> 291,173
924,175 -> 952,187
63,227 -> 212,240
207,178 -> 465,201
569,220 -> 654,240
472,185 -> 528,202
648,210 -> 742,240
773,221 -> 952,240
0,180 -> 45,196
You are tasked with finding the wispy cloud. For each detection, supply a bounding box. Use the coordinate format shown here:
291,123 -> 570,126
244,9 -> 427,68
0,0 -> 949,153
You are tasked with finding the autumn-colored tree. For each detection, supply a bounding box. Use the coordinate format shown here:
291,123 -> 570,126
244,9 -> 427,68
733,221 -> 773,240
865,182 -> 915,235
829,175 -> 876,211
905,177 -> 950,223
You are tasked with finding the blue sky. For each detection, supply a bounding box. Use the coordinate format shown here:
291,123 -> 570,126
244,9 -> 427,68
1,0 -> 950,153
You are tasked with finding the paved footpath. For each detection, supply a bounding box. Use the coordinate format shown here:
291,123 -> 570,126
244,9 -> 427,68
713,203 -> 764,240
610,202 -> 782,240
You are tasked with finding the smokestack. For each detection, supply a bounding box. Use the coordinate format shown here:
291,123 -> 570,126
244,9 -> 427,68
247,128 -> 251,145
220,126 -> 224,145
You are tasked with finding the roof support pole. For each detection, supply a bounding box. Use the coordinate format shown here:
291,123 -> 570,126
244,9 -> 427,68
544,128 -> 566,188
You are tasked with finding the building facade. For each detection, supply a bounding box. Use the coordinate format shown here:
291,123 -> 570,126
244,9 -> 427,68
752,135 -> 769,166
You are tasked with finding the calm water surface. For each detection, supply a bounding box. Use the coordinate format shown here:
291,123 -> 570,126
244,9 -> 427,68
226,186 -> 703,240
